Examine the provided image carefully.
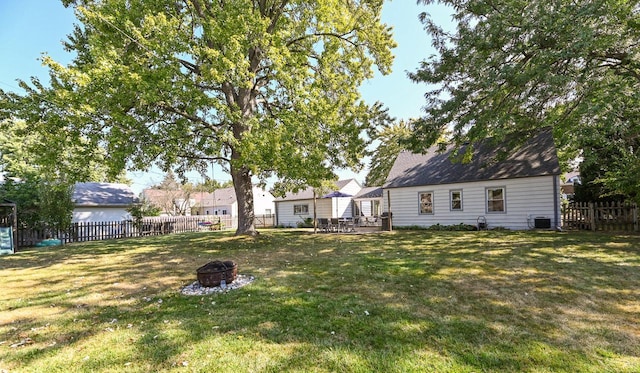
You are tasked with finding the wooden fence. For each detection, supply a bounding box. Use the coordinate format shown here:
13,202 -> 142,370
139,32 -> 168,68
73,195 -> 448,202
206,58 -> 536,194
14,214 -> 276,248
254,214 -> 275,228
562,201 -> 638,232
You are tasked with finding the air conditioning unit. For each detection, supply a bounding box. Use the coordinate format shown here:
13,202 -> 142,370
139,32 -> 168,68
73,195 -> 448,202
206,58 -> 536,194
534,217 -> 551,229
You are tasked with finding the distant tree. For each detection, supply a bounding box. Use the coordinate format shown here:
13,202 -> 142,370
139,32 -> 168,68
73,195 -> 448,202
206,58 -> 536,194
2,0 -> 395,235
0,118 -> 133,231
0,174 -> 74,232
154,171 -> 181,191
127,197 -> 162,231
197,179 -> 234,193
0,119 -> 75,231
411,0 -> 640,202
365,120 -> 412,187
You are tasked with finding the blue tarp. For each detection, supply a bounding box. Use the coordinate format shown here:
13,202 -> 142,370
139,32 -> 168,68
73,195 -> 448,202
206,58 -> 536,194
35,239 -> 62,247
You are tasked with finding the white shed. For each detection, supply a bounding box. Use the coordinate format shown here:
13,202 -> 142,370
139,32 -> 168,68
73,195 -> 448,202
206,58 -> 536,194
274,179 -> 362,227
72,182 -> 139,223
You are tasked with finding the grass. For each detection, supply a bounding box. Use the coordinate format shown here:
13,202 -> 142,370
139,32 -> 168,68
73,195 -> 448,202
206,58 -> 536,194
0,229 -> 639,372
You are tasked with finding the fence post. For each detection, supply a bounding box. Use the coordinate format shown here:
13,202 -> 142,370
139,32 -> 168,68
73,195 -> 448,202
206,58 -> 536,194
589,202 -> 596,231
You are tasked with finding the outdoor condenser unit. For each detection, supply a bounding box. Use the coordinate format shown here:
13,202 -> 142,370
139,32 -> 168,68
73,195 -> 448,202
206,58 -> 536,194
534,217 -> 551,229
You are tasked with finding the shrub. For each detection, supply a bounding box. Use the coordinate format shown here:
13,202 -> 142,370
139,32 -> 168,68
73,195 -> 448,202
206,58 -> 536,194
297,217 -> 314,228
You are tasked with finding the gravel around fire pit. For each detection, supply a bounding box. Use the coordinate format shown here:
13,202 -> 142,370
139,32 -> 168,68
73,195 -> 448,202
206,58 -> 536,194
180,274 -> 255,296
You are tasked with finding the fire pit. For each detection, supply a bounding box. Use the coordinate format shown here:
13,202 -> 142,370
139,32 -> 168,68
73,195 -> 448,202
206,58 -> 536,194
196,260 -> 238,287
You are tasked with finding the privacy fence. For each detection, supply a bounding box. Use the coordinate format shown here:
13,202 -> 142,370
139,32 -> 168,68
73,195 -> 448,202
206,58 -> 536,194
562,201 -> 638,232
14,214 -> 275,248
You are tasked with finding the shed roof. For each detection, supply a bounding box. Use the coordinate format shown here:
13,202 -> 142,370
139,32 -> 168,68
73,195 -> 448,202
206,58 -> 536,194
384,129 -> 561,189
73,182 -> 139,206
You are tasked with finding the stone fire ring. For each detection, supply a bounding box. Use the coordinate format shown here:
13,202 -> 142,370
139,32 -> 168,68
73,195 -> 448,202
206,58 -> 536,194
180,260 -> 254,296
180,274 -> 255,296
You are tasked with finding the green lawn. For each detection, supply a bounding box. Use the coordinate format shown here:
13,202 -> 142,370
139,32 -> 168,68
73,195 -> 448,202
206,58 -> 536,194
0,229 -> 638,372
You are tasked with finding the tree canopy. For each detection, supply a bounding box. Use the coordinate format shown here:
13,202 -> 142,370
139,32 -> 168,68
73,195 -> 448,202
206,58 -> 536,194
0,118 -> 110,231
411,0 -> 640,202
365,119 -> 412,187
1,0 -> 395,235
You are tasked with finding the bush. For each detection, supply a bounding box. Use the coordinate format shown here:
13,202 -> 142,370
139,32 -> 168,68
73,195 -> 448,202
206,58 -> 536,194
297,217 -> 314,228
395,223 -> 478,231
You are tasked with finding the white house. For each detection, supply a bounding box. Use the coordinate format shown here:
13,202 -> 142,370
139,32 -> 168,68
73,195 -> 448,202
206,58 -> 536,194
141,189 -> 196,216
72,182 -> 139,222
192,186 -> 275,217
561,171 -> 581,200
274,179 -> 363,227
382,129 -> 562,230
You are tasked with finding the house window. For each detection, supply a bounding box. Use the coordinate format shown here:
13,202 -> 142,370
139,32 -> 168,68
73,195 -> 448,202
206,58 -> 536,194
419,192 -> 434,214
294,204 -> 309,215
450,190 -> 463,211
487,187 -> 506,213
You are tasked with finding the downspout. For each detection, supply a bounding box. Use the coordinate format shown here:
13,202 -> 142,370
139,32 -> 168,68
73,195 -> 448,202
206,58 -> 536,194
553,175 -> 560,230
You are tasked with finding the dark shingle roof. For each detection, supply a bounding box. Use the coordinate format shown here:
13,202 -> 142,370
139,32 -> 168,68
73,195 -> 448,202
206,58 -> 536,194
73,182 -> 139,206
353,186 -> 383,199
384,129 -> 561,189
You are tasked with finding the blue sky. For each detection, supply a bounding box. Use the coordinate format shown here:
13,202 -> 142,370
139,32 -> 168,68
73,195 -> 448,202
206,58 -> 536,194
0,0 -> 451,192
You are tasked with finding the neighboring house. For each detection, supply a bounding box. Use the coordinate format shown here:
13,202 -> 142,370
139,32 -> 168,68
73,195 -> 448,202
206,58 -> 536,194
274,179 -> 363,227
191,186 -> 275,217
382,129 -> 562,230
141,189 -> 196,216
561,171 -> 581,200
72,182 -> 139,223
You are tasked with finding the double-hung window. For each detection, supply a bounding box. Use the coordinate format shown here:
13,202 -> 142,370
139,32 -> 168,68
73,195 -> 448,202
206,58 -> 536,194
293,204 -> 309,215
487,187 -> 506,213
450,190 -> 463,211
419,192 -> 434,214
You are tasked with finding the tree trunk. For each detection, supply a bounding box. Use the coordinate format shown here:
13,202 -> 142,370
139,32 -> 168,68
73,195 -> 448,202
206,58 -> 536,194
231,164 -> 258,236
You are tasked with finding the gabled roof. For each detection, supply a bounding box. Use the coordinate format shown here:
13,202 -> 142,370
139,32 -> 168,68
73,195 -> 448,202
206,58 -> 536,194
192,187 -> 237,206
384,129 -> 561,189
353,186 -> 383,200
73,182 -> 139,206
274,179 -> 358,202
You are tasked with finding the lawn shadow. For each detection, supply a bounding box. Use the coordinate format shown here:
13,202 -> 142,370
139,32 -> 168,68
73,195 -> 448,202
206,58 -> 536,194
1,230 -> 638,372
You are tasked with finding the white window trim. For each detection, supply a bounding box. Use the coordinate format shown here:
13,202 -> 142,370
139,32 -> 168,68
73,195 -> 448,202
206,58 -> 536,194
418,191 -> 434,215
486,187 -> 506,213
450,189 -> 463,211
293,204 -> 309,215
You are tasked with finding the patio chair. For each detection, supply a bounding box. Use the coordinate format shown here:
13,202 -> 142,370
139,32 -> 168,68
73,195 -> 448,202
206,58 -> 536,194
353,216 -> 360,227
330,218 -> 340,232
317,218 -> 330,233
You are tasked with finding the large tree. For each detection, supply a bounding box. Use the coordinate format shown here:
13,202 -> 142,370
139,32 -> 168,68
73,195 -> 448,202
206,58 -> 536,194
410,0 -> 640,202
2,0 -> 394,235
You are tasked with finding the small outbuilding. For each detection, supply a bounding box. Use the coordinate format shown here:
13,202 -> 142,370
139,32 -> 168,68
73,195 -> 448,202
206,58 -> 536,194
274,179 -> 362,227
72,182 -> 139,223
